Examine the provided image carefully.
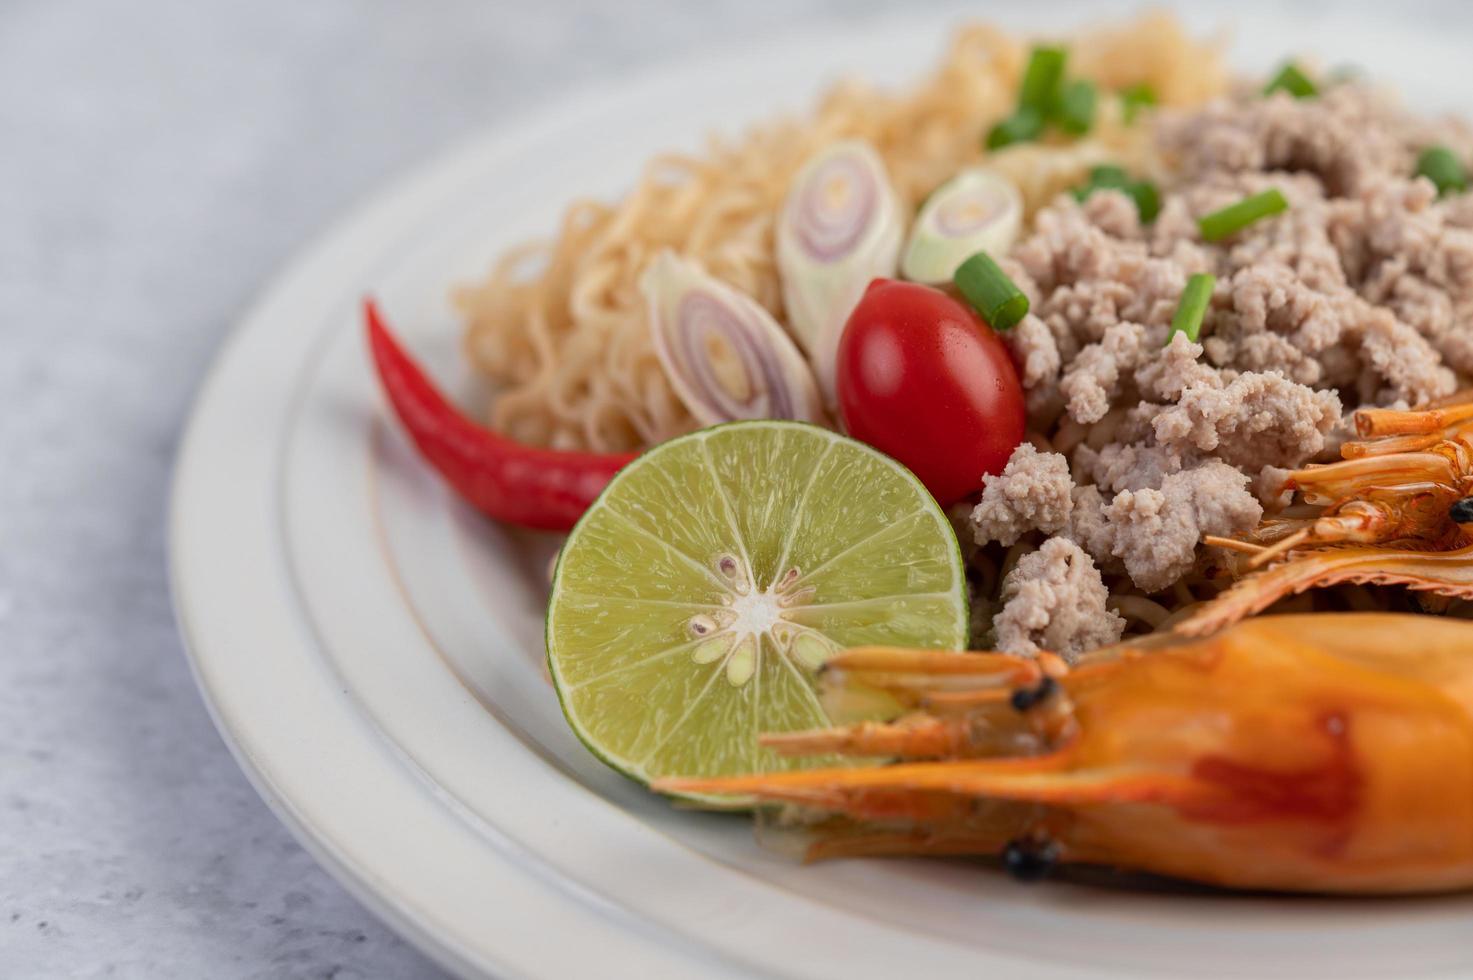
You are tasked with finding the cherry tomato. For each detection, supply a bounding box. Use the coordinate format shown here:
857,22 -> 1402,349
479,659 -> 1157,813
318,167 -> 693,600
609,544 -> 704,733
835,278 -> 1025,505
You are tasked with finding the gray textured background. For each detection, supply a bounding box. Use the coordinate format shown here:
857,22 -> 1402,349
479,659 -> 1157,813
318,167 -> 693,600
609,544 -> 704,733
2,1 -> 1461,978
0,3 -> 915,976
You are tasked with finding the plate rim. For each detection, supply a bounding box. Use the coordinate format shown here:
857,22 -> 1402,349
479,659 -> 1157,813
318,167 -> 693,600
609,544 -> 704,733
166,12 -> 994,977
167,5 -> 1473,977
162,56 -> 750,980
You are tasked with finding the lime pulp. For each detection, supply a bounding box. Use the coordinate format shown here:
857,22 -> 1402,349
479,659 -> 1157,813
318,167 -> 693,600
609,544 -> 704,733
546,421 -> 968,797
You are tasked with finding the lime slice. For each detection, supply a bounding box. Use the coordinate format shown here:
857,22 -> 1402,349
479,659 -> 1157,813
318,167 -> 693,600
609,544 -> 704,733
546,421 -> 967,797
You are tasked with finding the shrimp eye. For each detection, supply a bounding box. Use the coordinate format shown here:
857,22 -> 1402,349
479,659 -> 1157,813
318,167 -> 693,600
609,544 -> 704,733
1002,836 -> 1060,882
1451,496 -> 1473,527
1009,676 -> 1058,712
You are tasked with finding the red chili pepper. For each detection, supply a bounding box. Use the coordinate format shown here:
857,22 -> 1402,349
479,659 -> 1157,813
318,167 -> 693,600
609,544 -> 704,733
365,299 -> 635,531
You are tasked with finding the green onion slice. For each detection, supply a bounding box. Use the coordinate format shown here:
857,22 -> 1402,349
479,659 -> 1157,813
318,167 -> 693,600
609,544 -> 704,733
1055,79 -> 1097,136
1089,164 -> 1129,187
1167,273 -> 1216,343
954,251 -> 1029,331
1120,82 -> 1157,123
1019,46 -> 1068,113
1264,63 -> 1317,99
1128,181 -> 1161,223
1198,188 -> 1289,242
1417,146 -> 1468,198
1072,166 -> 1160,223
985,107 -> 1044,150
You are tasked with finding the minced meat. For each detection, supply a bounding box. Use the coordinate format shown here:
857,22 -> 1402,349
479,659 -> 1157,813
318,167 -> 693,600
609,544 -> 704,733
1058,460 -> 1261,592
1099,462 -> 1263,592
1060,321 -> 1150,424
1074,440 -> 1193,494
964,76 -> 1473,648
1159,85 -> 1413,196
993,537 -> 1125,659
970,444 -> 1074,546
1137,331 -> 1221,401
1149,370 -> 1343,469
1002,312 -> 1065,418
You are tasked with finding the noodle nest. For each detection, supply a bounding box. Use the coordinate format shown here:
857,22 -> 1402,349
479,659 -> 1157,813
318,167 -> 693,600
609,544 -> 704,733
457,13 -> 1227,452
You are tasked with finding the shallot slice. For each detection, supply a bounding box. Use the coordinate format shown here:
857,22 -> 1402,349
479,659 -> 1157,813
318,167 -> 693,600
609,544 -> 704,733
641,250 -> 826,426
901,169 -> 1023,285
776,140 -> 903,402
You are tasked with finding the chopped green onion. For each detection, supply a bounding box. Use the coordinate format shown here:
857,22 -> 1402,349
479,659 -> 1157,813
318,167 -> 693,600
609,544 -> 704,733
1128,181 -> 1161,223
1120,82 -> 1157,123
986,107 -> 1044,150
1264,62 -> 1317,99
954,251 -> 1029,331
1071,166 -> 1160,223
1198,188 -> 1289,242
1019,46 -> 1068,114
1168,273 -> 1216,343
1417,146 -> 1468,197
1054,79 -> 1097,136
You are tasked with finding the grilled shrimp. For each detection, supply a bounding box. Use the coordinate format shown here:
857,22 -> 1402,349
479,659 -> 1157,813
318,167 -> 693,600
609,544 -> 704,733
1182,396 -> 1473,635
656,614 -> 1473,893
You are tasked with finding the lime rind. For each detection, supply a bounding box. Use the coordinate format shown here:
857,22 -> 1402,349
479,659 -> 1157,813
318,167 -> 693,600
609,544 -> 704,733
546,420 -> 967,803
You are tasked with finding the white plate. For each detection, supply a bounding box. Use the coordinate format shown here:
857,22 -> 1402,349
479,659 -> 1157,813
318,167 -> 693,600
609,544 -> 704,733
170,5 -> 1473,977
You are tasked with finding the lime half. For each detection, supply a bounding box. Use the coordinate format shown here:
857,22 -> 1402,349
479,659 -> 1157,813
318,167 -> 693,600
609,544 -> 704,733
546,421 -> 967,796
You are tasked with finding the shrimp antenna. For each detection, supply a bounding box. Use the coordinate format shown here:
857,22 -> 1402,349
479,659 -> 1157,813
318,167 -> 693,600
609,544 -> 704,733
1246,527 -> 1310,569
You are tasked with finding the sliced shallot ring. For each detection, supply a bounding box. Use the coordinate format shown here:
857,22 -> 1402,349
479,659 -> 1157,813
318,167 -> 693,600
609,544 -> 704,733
641,250 -> 826,426
901,168 -> 1023,284
776,140 -> 903,403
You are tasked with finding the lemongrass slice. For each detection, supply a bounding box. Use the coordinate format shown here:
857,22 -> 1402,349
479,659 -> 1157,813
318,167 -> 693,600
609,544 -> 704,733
901,169 -> 1023,285
641,250 -> 826,426
776,140 -> 903,401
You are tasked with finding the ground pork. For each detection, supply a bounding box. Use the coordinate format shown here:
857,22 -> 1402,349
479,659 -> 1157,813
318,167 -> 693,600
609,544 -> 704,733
1060,462 -> 1254,592
1334,174 -> 1473,375
1441,191 -> 1473,229
1160,86 -> 1412,196
1219,178 -> 1350,293
1038,253 -> 1192,343
1089,462 -> 1262,592
1002,312 -> 1065,418
1148,89 -> 1469,403
993,537 -> 1125,659
1013,198 -> 1124,295
1149,370 -> 1343,469
1082,187 -> 1145,239
969,444 -> 1074,546
1059,321 -> 1151,423
1018,172 -> 1378,412
1230,262 -> 1343,354
1073,440 -> 1193,494
1254,464 -> 1295,512
1136,331 -> 1221,401
1062,486 -> 1117,570
965,77 -> 1473,640
1356,305 -> 1457,404
1056,459 -> 1260,592
1204,327 -> 1322,387
1016,197 -> 1195,345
